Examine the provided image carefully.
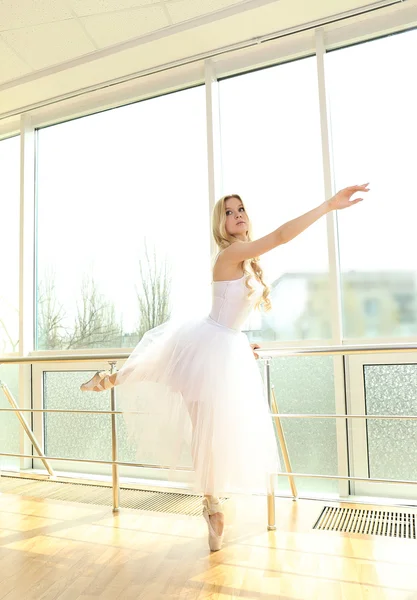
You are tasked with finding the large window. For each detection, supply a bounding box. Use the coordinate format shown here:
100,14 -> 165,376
36,86 -> 209,351
7,26 -> 417,497
327,30 -> 417,339
0,136 -> 20,353
219,58 -> 329,342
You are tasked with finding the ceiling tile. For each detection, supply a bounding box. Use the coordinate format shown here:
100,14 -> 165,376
0,37 -> 33,84
69,0 -> 158,17
81,5 -> 169,47
166,0 -> 245,23
2,19 -> 97,70
0,0 -> 73,32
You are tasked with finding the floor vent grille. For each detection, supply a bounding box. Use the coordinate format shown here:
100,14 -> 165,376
0,476 -> 226,516
313,506 -> 416,539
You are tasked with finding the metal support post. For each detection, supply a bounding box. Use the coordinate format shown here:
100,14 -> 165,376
108,362 -> 120,513
263,359 -> 276,530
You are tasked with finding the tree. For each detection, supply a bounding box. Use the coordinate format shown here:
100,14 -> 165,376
66,275 -> 123,349
37,270 -> 67,350
136,241 -> 172,340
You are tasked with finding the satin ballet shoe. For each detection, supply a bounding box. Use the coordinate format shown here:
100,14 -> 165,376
80,371 -> 112,392
202,497 -> 225,552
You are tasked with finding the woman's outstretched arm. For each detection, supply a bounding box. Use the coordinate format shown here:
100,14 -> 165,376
223,183 -> 369,264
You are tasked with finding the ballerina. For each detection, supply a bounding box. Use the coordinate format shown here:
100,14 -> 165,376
80,184 -> 369,551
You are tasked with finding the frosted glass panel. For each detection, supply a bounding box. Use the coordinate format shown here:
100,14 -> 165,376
0,365 -> 20,471
364,364 -> 417,481
43,371 -> 192,478
44,372 -> 112,466
270,356 -> 338,494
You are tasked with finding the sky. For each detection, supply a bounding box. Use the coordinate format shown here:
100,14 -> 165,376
1,27 -> 417,351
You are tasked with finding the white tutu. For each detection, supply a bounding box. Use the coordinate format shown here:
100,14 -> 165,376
116,276 -> 280,496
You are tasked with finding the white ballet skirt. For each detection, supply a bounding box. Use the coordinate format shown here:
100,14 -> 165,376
116,275 -> 279,496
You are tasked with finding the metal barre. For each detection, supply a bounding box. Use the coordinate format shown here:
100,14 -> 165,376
1,341 -> 417,364
258,343 -> 417,357
1,451 -> 416,487
0,407 -> 417,419
0,451 -> 193,471
0,353 -> 129,364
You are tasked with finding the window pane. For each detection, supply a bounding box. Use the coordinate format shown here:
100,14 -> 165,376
0,136 -> 19,353
364,364 -> 417,482
44,372 -> 112,466
36,87 -> 209,350
270,356 -> 338,495
219,59 -> 328,342
327,30 -> 417,338
42,370 -> 192,485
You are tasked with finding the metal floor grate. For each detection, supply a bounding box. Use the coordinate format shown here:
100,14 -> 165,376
313,506 -> 416,539
0,476 -> 227,516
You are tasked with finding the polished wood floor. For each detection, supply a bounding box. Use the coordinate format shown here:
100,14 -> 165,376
0,489 -> 417,599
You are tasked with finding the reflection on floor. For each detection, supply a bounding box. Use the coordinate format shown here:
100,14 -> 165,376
0,490 -> 417,599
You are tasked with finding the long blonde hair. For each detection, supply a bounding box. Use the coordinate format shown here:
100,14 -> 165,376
212,194 -> 271,311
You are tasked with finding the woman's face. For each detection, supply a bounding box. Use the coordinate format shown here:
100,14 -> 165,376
224,196 -> 248,240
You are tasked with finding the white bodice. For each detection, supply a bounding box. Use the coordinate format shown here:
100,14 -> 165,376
209,275 -> 262,331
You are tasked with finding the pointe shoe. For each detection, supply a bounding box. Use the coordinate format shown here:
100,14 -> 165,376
80,371 -> 112,392
202,497 -> 224,552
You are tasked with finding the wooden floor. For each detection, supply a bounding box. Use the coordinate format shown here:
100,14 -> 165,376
0,490 -> 417,600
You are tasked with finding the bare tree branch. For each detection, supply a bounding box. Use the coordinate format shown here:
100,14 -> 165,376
37,271 -> 67,350
136,240 -> 171,340
66,275 -> 123,349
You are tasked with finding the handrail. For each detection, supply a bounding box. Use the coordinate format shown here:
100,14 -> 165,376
258,343 -> 417,358
0,450 -> 416,487
1,341 -> 417,363
0,451 -> 193,471
0,353 -> 129,364
0,407 -> 417,419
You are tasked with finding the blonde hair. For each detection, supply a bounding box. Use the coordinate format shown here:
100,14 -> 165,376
212,194 -> 271,311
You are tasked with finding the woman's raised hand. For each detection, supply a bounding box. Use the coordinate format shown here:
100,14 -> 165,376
327,183 -> 370,211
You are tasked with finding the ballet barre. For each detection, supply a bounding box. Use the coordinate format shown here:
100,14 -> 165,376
2,343 -> 417,531
256,342 -> 417,358
2,339 -> 417,365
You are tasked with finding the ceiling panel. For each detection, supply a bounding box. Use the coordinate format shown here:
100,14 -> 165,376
0,38 -> 33,84
81,5 -> 169,47
1,19 -> 96,70
69,0 -> 159,17
166,0 -> 246,23
0,0 -> 415,121
0,0 -> 73,31
0,0 -> 397,83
